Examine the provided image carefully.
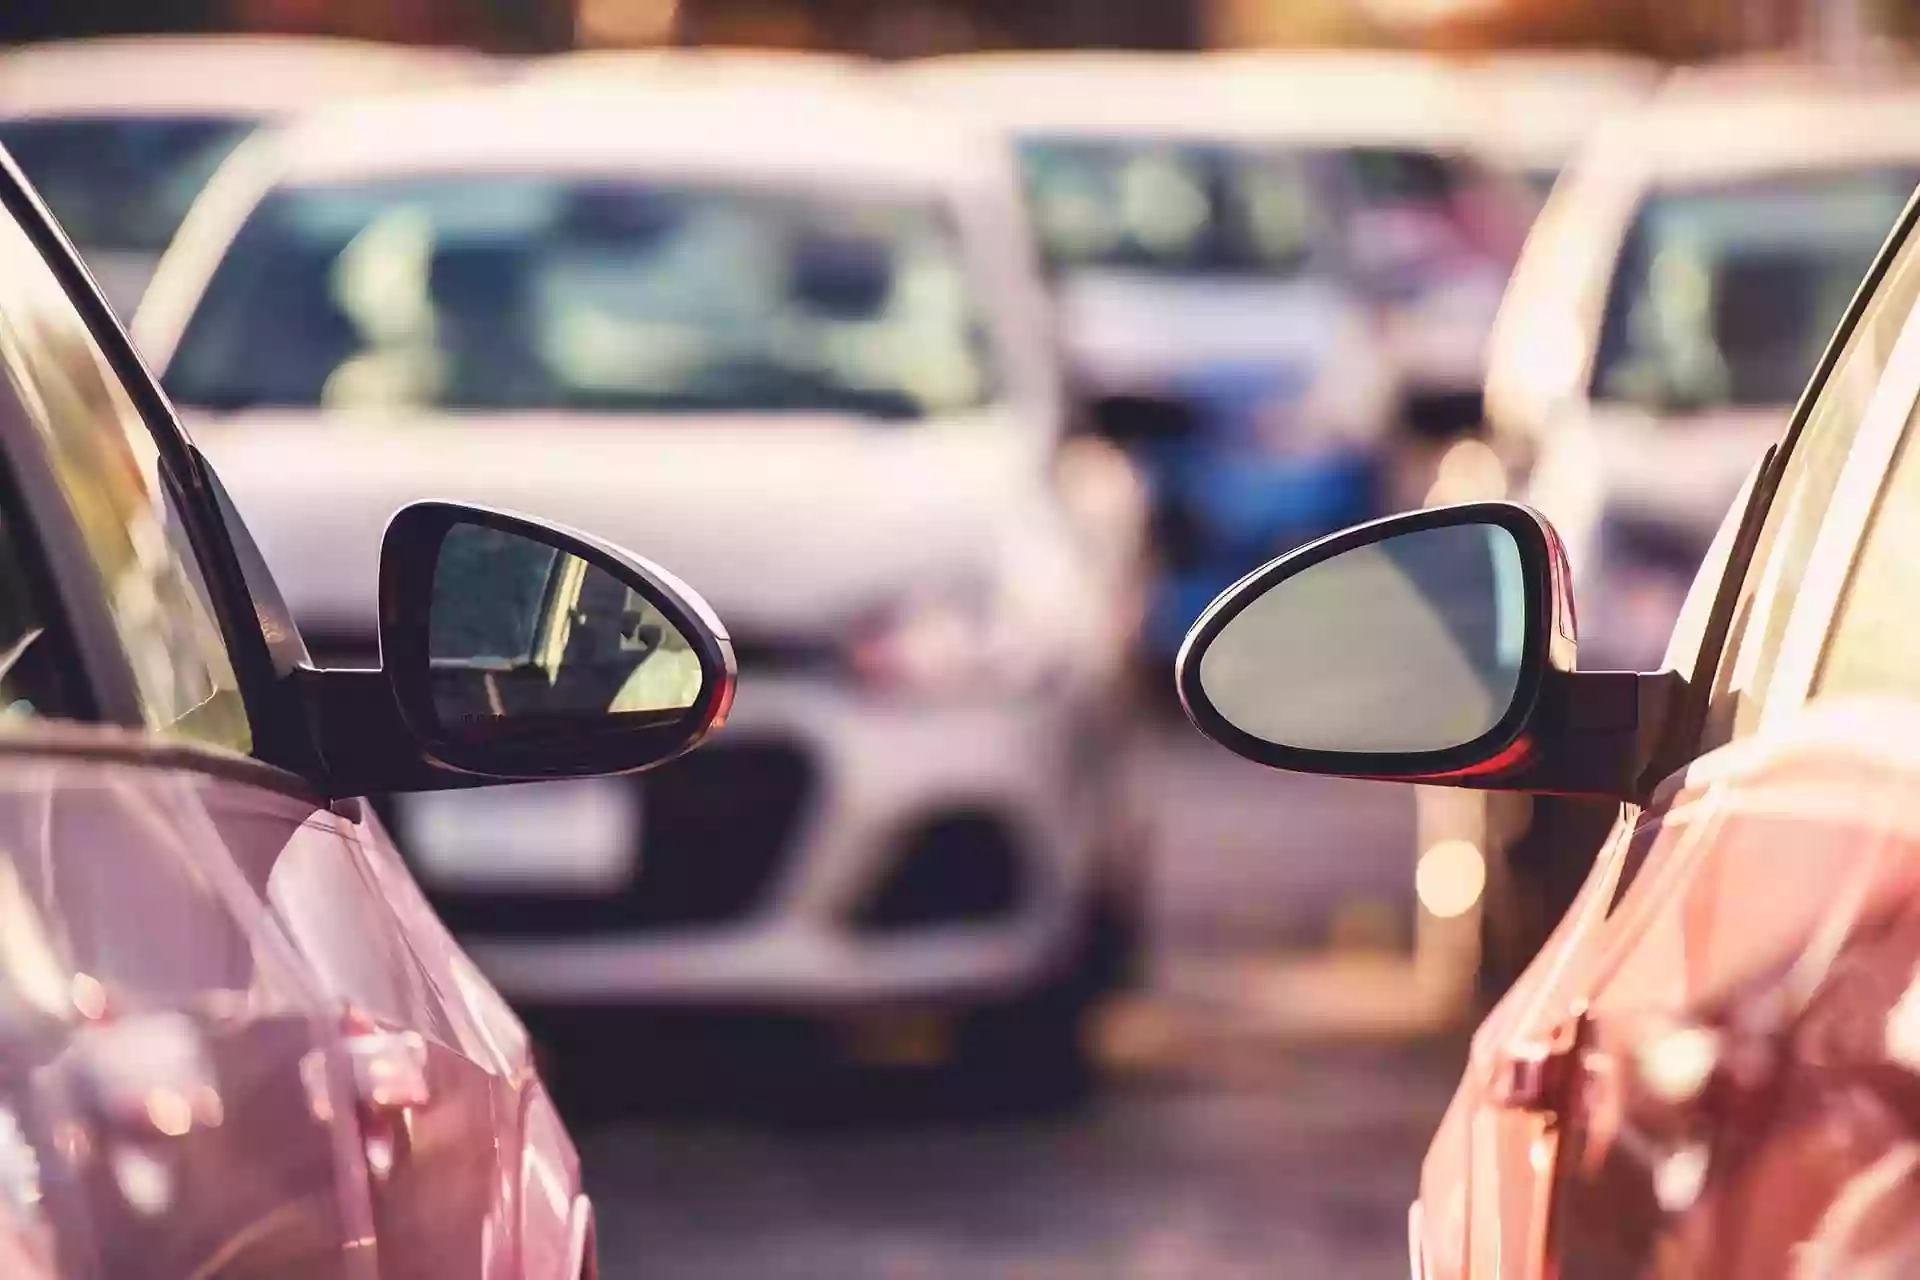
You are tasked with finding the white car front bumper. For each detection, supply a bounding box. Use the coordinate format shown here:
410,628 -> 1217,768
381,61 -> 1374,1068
419,673 -> 1136,1010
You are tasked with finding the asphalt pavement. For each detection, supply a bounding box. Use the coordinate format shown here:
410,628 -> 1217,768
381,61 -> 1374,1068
572,723 -> 1465,1278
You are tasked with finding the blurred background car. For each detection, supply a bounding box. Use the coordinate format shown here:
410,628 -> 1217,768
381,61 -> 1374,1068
1205,50 -> 1535,448
1447,63 -> 1920,989
901,52 -> 1415,663
1461,49 -> 1663,214
0,34 -> 498,312
132,65 -> 1152,1086
0,130 -> 746,1277
1173,151 -> 1920,1276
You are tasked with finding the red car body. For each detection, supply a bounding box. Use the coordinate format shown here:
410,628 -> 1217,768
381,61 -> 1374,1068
1408,166 -> 1920,1280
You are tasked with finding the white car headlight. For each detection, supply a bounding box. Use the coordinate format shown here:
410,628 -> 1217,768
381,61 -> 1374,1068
847,586 -> 1064,700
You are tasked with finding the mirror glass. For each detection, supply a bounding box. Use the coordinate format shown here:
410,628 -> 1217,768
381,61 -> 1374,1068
427,522 -> 703,738
1196,522 -> 1529,755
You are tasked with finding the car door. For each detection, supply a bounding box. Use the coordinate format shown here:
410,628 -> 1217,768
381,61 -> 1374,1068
0,153 -> 564,1276
1450,189 -> 1920,1278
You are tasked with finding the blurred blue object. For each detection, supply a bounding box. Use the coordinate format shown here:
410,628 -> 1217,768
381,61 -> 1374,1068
1130,360 -> 1379,660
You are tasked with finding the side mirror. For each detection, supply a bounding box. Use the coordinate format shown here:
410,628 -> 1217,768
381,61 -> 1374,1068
1175,502 -> 1683,801
303,502 -> 735,797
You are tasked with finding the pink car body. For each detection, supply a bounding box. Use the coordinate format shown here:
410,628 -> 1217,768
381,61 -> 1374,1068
0,123 -> 663,1277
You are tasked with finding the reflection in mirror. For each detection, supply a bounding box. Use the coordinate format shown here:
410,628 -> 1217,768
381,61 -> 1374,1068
1197,523 -> 1528,755
427,522 -> 704,738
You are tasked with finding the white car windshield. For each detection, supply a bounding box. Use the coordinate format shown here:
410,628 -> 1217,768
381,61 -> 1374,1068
163,176 -> 999,421
1590,167 -> 1919,412
1017,137 -> 1323,276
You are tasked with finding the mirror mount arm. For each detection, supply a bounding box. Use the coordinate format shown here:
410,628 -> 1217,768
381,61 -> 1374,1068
291,666 -> 482,801
1457,668 -> 1688,803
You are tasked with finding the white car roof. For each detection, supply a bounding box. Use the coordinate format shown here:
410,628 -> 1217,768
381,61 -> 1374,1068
1582,64 -> 1920,187
0,34 -> 500,120
1462,51 -> 1663,170
898,48 -> 1482,152
255,71 -> 1006,196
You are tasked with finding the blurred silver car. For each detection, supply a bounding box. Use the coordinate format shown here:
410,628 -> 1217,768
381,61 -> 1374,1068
133,69 -> 1151,1077
1491,65 -> 1920,670
1202,49 -> 1534,429
1451,65 -> 1920,987
0,35 -> 496,312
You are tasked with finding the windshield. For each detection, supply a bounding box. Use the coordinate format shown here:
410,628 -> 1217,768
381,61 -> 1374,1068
1016,138 -> 1321,276
163,176 -> 998,421
0,115 -> 254,254
1591,168 -> 1918,412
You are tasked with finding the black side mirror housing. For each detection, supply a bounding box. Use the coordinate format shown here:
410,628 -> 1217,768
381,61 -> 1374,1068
1175,501 -> 1684,804
298,502 -> 735,799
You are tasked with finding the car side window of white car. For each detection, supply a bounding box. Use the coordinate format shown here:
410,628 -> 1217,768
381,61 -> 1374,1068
0,207 -> 251,753
1693,222 -> 1920,754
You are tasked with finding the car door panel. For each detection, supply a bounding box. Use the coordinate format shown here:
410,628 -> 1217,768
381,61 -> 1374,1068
1429,803 -> 1652,1280
1551,704 -> 1920,1277
341,807 -> 588,1280
194,779 -> 518,1279
0,734 -> 377,1279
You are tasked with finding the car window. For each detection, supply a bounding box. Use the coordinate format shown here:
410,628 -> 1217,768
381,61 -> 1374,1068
164,176 -> 998,422
0,202 -> 251,751
1017,138 -> 1321,276
1694,205 -> 1920,752
0,115 -> 254,254
1591,170 -> 1915,413
0,494 -> 80,723
1813,401 -> 1920,700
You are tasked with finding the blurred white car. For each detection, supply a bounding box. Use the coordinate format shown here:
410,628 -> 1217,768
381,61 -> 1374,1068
134,70 -> 1151,1078
0,35 -> 497,312
1452,65 -> 1920,989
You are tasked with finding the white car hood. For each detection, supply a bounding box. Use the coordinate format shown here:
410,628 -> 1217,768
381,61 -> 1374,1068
192,408 -> 1050,638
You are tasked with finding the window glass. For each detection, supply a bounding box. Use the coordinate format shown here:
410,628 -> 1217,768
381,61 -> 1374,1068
1695,196 -> 1920,750
0,208 -> 250,751
165,177 -> 997,422
1341,147 -> 1517,284
1017,138 -> 1320,275
1815,404 -> 1920,699
0,115 -> 254,254
1592,169 -> 1915,413
0,500 -> 77,723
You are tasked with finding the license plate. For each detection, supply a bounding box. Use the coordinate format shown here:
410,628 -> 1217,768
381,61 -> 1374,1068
397,780 -> 641,894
